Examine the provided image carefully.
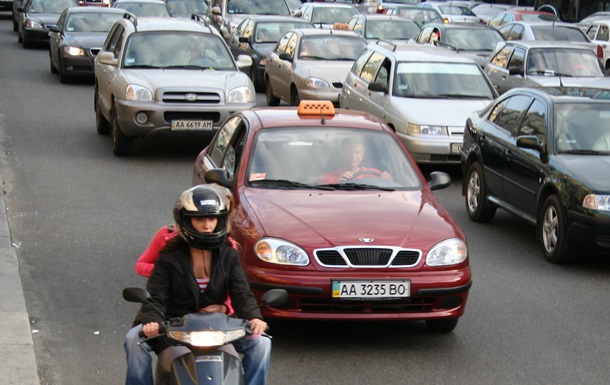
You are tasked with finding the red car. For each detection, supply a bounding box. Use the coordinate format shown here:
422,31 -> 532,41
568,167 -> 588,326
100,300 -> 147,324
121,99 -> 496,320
488,10 -> 559,28
193,101 -> 472,332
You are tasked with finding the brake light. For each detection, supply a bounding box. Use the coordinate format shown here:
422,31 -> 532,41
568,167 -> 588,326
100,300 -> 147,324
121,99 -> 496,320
597,44 -> 603,59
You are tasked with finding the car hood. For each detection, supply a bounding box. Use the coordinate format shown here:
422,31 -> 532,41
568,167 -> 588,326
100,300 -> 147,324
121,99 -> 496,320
388,98 -> 490,127
123,69 -> 249,89
555,155 -> 610,192
65,33 -> 108,48
242,188 -> 462,249
298,61 -> 354,82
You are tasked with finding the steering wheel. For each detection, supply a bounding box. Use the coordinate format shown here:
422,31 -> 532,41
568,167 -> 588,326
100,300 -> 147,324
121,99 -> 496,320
351,168 -> 383,180
570,64 -> 587,74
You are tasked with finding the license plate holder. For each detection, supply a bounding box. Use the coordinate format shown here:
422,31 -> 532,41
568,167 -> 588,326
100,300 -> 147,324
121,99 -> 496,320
332,280 -> 410,299
171,120 -> 213,131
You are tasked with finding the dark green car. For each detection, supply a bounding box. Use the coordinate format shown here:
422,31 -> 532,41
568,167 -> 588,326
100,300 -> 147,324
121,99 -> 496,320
461,87 -> 610,263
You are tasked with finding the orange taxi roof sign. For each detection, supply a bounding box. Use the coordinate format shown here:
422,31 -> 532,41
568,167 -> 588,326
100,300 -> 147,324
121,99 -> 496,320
298,100 -> 335,116
333,22 -> 350,30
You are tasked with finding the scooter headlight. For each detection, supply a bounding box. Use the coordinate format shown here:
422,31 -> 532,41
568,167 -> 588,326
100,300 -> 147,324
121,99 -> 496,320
168,329 -> 246,347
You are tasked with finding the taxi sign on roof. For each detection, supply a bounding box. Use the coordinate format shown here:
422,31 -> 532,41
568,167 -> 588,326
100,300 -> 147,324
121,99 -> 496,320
333,22 -> 350,30
298,100 -> 335,116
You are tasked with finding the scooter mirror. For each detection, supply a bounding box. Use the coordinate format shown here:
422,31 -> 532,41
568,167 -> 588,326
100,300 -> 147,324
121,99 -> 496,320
261,289 -> 288,308
123,287 -> 151,303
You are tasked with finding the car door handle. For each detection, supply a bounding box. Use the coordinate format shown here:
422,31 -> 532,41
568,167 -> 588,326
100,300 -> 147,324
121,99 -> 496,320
505,149 -> 512,161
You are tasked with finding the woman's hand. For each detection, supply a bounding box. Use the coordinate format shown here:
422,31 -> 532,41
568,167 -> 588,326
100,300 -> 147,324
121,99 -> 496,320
142,322 -> 160,338
200,304 -> 228,314
248,318 -> 267,336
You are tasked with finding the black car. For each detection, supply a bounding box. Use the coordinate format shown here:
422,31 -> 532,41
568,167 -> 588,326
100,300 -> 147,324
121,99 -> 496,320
48,7 -> 125,82
228,15 -> 314,91
461,87 -> 610,263
17,0 -> 78,48
414,22 -> 505,68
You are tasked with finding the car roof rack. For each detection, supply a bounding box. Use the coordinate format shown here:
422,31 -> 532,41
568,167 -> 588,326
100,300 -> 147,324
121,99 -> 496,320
123,11 -> 137,29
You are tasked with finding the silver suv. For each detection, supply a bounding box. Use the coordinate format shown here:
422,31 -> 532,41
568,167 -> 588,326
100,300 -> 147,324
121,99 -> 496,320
340,42 -> 498,164
94,14 -> 256,156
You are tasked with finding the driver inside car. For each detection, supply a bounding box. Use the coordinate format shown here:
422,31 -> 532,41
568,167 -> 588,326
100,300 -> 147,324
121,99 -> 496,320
318,137 -> 393,184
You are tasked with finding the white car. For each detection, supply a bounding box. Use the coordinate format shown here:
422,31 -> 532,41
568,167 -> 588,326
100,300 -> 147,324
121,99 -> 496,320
94,15 -> 255,156
340,44 -> 498,164
586,19 -> 610,69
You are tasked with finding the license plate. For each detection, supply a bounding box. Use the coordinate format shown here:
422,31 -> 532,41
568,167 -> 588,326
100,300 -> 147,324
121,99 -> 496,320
451,143 -> 462,154
332,280 -> 410,299
171,120 -> 213,131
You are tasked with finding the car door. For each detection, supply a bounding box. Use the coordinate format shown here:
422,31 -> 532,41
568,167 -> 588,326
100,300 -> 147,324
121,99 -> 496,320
49,10 -> 66,67
477,94 -> 532,198
341,48 -> 374,111
265,31 -> 295,102
229,18 -> 253,60
502,98 -> 548,218
485,44 -> 514,94
97,24 -> 125,117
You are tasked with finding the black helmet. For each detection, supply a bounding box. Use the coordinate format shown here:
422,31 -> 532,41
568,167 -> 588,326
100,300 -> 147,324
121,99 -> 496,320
173,185 -> 228,249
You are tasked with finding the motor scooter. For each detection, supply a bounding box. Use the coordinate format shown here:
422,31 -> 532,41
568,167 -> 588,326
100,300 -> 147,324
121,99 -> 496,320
123,287 -> 288,385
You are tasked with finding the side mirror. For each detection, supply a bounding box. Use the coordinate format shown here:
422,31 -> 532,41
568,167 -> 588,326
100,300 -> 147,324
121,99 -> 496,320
49,25 -> 59,33
204,168 -> 234,188
211,6 -> 221,15
508,66 -> 523,76
293,9 -> 302,17
279,52 -> 292,61
122,287 -> 150,303
235,54 -> 253,70
427,171 -> 452,191
97,51 -> 118,66
517,135 -> 544,153
238,36 -> 250,43
368,82 -> 387,93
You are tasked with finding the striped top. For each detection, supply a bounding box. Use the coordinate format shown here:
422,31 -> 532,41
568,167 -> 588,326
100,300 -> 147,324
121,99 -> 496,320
196,278 -> 209,293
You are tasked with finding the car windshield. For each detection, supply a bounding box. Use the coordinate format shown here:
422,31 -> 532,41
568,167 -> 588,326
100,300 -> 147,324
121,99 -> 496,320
227,0 -> 290,15
395,8 -> 443,25
526,48 -> 605,77
27,0 -> 74,13
445,28 -> 504,50
311,7 -> 358,24
65,13 -> 122,32
299,35 -> 366,60
247,128 -> 421,190
439,5 -> 476,16
114,2 -> 170,17
254,21 -> 312,43
530,26 -> 589,42
554,101 -> 610,153
364,20 -> 420,40
123,32 -> 235,70
165,0 -> 206,16
393,62 -> 495,99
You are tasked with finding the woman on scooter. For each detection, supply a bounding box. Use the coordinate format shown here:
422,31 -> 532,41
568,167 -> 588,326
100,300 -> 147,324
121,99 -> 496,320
139,184 -> 270,385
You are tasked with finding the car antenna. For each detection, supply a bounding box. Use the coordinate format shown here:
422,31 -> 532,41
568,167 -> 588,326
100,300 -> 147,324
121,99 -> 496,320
320,105 -> 326,125
552,48 -> 564,88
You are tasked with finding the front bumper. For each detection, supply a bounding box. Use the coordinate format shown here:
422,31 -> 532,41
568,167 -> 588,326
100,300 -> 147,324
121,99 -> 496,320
60,49 -> 99,77
114,99 -> 256,138
567,210 -> 610,253
298,87 -> 342,104
24,27 -> 51,44
247,265 -> 472,321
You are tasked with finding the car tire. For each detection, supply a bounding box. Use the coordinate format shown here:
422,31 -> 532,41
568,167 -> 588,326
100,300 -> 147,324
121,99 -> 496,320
95,88 -> 110,135
426,318 -> 458,333
12,18 -> 18,32
111,105 -> 133,156
58,58 -> 69,83
539,195 -> 573,264
265,76 -> 280,107
49,51 -> 58,74
250,65 -> 261,92
290,86 -> 300,106
465,161 -> 496,222
17,30 -> 23,43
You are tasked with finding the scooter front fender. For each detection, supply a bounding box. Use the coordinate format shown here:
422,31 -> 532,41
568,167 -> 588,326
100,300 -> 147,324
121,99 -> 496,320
170,349 -> 244,385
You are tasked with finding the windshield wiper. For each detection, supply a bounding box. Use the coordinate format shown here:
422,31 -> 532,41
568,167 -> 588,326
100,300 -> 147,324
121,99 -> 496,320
300,55 -> 328,60
318,183 -> 395,191
250,179 -> 334,190
437,94 -> 486,99
160,65 -> 213,70
125,65 -> 161,69
563,149 -> 606,155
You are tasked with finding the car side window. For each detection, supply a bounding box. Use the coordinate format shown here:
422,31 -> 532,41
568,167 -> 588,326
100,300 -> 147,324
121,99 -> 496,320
508,24 -> 524,40
517,99 -> 546,141
491,95 -> 531,134
507,47 -> 525,69
351,48 -> 373,76
374,58 -> 391,88
302,5 -> 312,21
209,116 -> 243,173
418,26 -> 433,43
354,19 -> 364,34
490,45 -> 514,69
360,52 -> 385,83
599,25 -> 609,41
587,24 -> 599,40
286,33 -> 297,57
103,24 -> 120,51
106,25 -> 125,57
275,32 -> 291,54
498,25 -> 511,40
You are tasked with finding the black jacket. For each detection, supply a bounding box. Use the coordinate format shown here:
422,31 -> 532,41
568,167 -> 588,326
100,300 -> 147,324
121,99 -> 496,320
141,237 -> 262,352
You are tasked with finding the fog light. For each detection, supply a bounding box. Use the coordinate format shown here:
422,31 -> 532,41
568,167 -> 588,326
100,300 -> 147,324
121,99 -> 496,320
135,112 -> 148,124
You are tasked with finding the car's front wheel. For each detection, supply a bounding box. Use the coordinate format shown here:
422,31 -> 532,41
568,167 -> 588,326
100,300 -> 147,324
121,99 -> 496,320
95,87 -> 110,135
58,57 -> 69,83
426,318 -> 458,333
111,105 -> 133,156
265,76 -> 280,106
49,50 -> 58,74
290,86 -> 300,106
539,195 -> 573,264
465,161 -> 496,222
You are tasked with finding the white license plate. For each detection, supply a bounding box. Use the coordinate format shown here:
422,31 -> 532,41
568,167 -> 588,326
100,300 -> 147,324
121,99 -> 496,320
451,143 -> 462,154
171,120 -> 213,131
332,280 -> 410,299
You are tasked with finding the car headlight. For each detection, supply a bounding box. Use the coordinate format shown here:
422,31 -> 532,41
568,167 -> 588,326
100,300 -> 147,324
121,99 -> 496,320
255,238 -> 309,266
125,85 -> 152,101
228,86 -> 254,103
426,238 -> 468,267
305,77 -> 330,89
63,46 -> 85,56
583,194 -> 610,211
407,123 -> 448,136
26,20 -> 43,29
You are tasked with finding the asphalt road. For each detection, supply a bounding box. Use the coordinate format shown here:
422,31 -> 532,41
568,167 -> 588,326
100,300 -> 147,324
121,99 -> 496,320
1,13 -> 610,385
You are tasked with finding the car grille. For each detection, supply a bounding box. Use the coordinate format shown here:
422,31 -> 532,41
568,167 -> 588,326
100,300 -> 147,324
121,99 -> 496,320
161,91 -> 221,104
597,233 -> 610,247
315,247 -> 421,267
300,297 -> 434,313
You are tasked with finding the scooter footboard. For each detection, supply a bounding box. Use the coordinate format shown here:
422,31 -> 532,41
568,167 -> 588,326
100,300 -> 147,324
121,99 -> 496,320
170,347 -> 244,385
